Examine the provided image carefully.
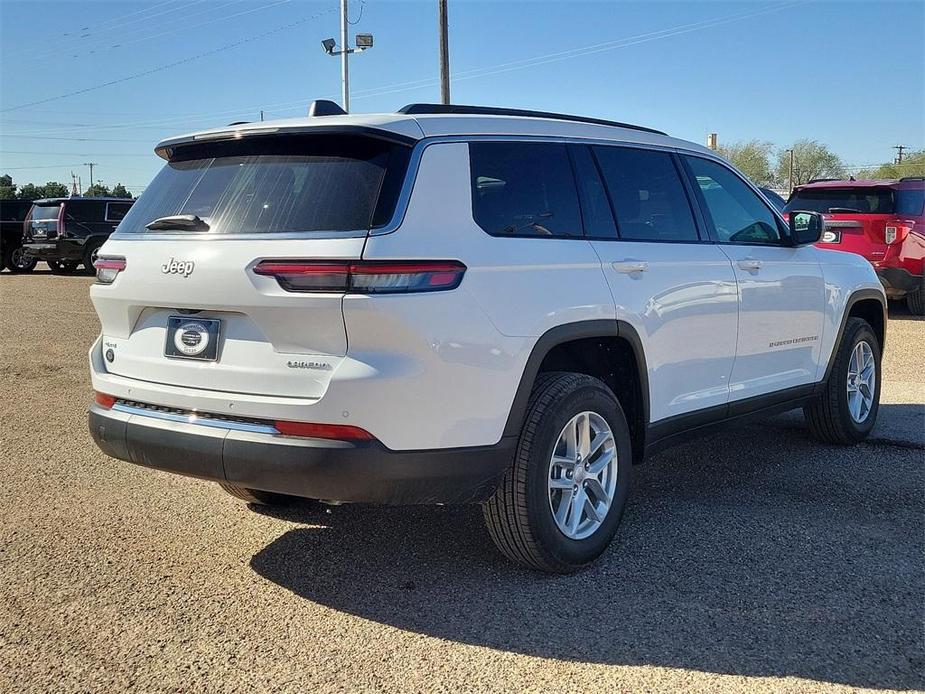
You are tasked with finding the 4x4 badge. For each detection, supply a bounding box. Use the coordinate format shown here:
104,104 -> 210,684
162,258 -> 195,277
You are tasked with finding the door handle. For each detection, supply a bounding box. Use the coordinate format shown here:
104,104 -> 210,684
737,258 -> 763,272
612,260 -> 649,274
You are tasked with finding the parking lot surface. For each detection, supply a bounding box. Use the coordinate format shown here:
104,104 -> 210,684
1,272 -> 922,693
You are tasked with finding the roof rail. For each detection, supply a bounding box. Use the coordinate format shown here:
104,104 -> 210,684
396,103 -> 667,136
900,176 -> 924,182
807,178 -> 844,184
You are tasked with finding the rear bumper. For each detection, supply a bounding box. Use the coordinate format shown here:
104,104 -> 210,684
88,403 -> 515,505
876,266 -> 921,294
24,239 -> 84,262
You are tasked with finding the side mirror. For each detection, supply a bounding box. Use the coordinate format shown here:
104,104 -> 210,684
788,210 -> 824,246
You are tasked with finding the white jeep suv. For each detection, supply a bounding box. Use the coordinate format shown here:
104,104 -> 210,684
88,103 -> 886,573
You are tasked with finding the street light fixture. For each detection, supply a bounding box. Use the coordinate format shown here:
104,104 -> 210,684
320,1 -> 374,112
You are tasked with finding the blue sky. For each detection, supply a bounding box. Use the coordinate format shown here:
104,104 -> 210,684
1,0 -> 923,194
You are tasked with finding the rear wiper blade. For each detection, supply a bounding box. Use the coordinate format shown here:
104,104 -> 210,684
827,207 -> 861,214
145,214 -> 210,231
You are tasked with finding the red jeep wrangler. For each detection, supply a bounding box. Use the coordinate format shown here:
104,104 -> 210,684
784,177 -> 925,314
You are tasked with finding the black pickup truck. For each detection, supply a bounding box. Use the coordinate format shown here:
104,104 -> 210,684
1,199 -> 36,273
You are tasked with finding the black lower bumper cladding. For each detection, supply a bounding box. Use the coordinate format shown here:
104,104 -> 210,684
88,405 -> 514,505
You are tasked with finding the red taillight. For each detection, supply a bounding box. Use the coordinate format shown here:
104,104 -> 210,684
94,392 -> 116,409
273,420 -> 374,441
95,256 -> 126,284
253,260 -> 466,294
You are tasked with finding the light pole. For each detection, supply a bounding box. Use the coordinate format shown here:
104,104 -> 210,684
321,0 -> 374,113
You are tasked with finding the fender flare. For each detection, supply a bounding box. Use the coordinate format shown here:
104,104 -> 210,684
820,288 -> 887,386
501,319 -> 650,440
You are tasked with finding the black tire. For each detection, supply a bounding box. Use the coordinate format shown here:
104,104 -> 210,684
217,482 -> 303,506
47,259 -> 78,275
3,244 -> 37,273
804,317 -> 881,444
482,372 -> 633,573
906,278 -> 925,316
82,239 -> 103,275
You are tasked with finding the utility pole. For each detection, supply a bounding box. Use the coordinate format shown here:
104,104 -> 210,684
893,145 -> 907,165
706,133 -> 717,150
438,0 -> 451,104
84,162 -> 97,189
786,148 -> 795,193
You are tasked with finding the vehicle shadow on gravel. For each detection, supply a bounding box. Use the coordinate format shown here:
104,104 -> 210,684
250,415 -> 924,690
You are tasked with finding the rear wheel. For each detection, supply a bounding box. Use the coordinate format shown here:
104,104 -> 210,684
82,239 -> 103,275
217,482 -> 303,506
47,259 -> 78,274
482,372 -> 632,573
3,244 -> 37,273
804,317 -> 881,444
906,277 -> 925,316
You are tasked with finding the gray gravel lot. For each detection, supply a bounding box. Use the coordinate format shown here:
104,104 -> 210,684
1,272 -> 923,693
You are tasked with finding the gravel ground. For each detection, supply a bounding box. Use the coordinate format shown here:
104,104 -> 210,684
1,272 -> 923,693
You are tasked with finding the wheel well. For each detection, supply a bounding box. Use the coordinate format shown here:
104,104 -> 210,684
537,337 -> 646,461
848,298 -> 885,350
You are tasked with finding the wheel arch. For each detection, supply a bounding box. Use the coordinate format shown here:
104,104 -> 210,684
503,320 -> 650,461
821,288 -> 887,385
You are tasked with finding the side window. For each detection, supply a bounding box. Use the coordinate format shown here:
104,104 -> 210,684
106,202 -> 133,222
592,146 -> 699,242
568,145 -> 617,239
469,142 -> 582,238
683,156 -> 783,245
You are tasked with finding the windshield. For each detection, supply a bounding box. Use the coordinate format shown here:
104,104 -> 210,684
117,134 -> 411,235
784,187 -> 894,214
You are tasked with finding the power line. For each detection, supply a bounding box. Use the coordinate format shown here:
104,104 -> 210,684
1,5 -> 336,113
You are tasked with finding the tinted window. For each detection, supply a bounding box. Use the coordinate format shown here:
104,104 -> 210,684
106,202 -> 133,222
117,134 -> 410,234
784,187 -> 895,215
569,145 -> 617,239
30,204 -> 60,221
684,156 -> 782,244
0,201 -> 30,222
66,201 -> 105,223
469,142 -> 582,238
896,186 -> 925,216
592,146 -> 699,242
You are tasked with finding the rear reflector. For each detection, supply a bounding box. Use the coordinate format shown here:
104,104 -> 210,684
273,420 -> 374,441
95,256 -> 126,284
254,260 -> 466,294
94,391 -> 116,409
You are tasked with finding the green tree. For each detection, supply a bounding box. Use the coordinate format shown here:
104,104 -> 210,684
0,174 -> 16,200
856,150 -> 925,180
84,183 -> 112,197
776,139 -> 846,188
42,181 -> 69,198
109,183 -> 132,199
716,140 -> 775,187
17,182 -> 43,201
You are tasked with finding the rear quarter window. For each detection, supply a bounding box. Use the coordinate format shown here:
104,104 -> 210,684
896,187 -> 924,216
468,141 -> 583,238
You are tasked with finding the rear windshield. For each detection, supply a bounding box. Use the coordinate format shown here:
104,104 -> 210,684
117,134 -> 411,235
31,204 -> 61,221
784,187 -> 894,214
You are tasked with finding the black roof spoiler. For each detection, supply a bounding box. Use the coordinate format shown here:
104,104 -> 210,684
397,103 -> 667,136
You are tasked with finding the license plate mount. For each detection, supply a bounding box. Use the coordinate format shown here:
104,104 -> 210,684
165,316 -> 222,361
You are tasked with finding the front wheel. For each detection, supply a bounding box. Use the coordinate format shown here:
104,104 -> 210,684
804,317 -> 881,444
3,244 -> 37,273
483,372 -> 632,573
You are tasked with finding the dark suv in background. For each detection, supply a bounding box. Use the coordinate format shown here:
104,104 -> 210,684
23,197 -> 134,274
784,177 -> 925,313
0,199 -> 37,273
